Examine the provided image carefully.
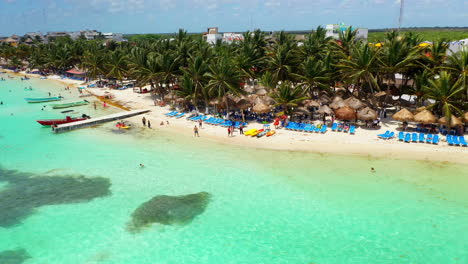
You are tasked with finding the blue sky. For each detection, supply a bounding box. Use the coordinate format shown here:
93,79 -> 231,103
1,0 -> 467,36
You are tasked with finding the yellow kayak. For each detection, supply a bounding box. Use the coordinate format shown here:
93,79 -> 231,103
244,129 -> 257,136
250,129 -> 264,137
121,126 -> 130,129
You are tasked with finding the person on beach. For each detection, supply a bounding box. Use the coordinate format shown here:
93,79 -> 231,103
194,125 -> 199,137
147,120 -> 151,129
142,117 -> 146,126
239,124 -> 244,134
166,120 -> 169,125
198,119 -> 202,128
160,121 -> 164,126
227,127 -> 231,137
103,102 -> 107,107
93,102 -> 97,110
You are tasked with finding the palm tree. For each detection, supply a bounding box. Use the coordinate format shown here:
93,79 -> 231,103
206,58 -> 243,117
183,55 -> 209,110
104,50 -> 128,82
338,42 -> 380,96
423,71 -> 465,121
266,43 -> 298,82
270,81 -> 307,114
445,49 -> 468,97
175,74 -> 196,108
293,58 -> 330,96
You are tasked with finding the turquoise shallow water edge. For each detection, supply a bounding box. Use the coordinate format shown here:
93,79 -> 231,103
0,77 -> 467,264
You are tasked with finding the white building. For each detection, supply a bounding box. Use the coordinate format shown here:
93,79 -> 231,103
222,33 -> 244,44
205,27 -> 222,45
325,23 -> 368,40
448,38 -> 468,55
102,32 -> 126,42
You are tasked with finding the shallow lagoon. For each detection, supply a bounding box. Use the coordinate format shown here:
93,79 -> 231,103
1,77 -> 467,264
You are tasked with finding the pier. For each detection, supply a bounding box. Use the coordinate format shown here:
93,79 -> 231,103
53,109 -> 150,133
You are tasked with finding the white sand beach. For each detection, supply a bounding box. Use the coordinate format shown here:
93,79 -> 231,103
9,70 -> 468,165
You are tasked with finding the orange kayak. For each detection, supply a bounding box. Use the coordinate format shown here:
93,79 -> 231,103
266,130 -> 276,137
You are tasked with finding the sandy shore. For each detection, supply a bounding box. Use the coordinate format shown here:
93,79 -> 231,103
84,86 -> 468,165
6,69 -> 467,164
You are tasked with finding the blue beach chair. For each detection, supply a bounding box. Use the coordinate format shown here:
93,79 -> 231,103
425,134 -> 433,143
385,131 -> 395,139
307,125 -> 315,133
331,123 -> 338,131
411,133 -> 418,142
418,133 -> 425,143
320,125 -> 328,133
165,111 -> 177,116
377,130 -> 390,138
452,136 -> 460,146
175,113 -> 185,118
337,123 -> 343,132
398,132 -> 405,141
404,133 -> 411,143
459,136 -> 467,147
432,135 -> 439,145
447,135 -> 453,146
349,126 -> 356,135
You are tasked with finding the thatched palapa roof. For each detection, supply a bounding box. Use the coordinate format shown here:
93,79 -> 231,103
438,115 -> 463,127
334,106 -> 357,120
344,97 -> 365,110
414,110 -> 437,124
330,97 -> 346,110
392,108 -> 414,122
252,103 -> 270,113
464,112 -> 468,123
303,99 -> 320,108
357,107 -> 378,121
316,105 -> 333,115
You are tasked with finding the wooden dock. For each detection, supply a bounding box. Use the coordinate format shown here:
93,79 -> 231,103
53,109 -> 150,133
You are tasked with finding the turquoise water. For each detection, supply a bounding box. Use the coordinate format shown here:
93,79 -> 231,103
1,76 -> 467,264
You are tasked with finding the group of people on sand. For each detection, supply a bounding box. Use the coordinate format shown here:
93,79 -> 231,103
142,116 -> 170,129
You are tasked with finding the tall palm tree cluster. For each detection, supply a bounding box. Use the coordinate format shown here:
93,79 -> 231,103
0,27 -> 467,119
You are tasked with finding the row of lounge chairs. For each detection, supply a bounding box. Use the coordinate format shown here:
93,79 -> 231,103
165,111 -> 186,118
447,135 -> 468,147
398,132 -> 439,144
285,122 -> 328,133
331,123 -> 356,134
187,114 -> 248,128
377,130 -> 395,139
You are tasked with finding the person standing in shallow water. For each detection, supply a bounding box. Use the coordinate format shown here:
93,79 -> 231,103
194,125 -> 199,137
142,117 -> 146,126
147,120 -> 151,129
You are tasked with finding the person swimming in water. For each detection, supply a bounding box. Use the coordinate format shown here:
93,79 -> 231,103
139,163 -> 145,168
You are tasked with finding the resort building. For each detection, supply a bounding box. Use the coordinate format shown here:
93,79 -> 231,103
325,23 -> 368,40
46,31 -> 69,41
448,38 -> 468,55
0,35 -> 20,47
25,32 -> 46,43
222,33 -> 244,44
102,32 -> 126,42
204,27 -> 222,45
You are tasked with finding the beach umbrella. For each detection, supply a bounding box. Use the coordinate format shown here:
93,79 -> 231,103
334,106 -> 357,120
252,103 -> 271,113
392,108 -> 414,122
316,105 -> 333,115
330,97 -> 346,110
318,94 -> 331,104
344,97 -> 365,110
414,110 -> 437,124
255,88 -> 268,96
464,112 -> 468,123
357,107 -> 378,121
303,99 -> 320,108
235,98 -> 251,109
438,115 -> 463,127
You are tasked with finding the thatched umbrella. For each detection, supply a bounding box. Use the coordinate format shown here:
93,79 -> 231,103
244,85 -> 254,94
357,107 -> 378,121
414,106 -> 426,114
464,112 -> 468,123
392,108 -> 414,122
318,94 -> 331,104
414,110 -> 437,124
316,105 -> 333,115
438,115 -> 463,127
334,106 -> 357,120
344,97 -> 365,110
235,98 -> 251,110
303,99 -> 320,108
330,97 -> 346,110
256,88 -> 268,96
252,103 -> 271,113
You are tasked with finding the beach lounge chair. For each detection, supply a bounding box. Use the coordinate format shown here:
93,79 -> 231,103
446,135 -> 453,146
418,133 -> 425,143
404,133 -> 411,143
384,131 -> 395,139
343,126 -> 349,133
411,133 -> 418,142
452,136 -> 460,146
425,134 -> 433,143
349,126 -> 356,134
307,125 -> 315,133
165,111 -> 177,116
432,135 -> 439,145
320,125 -> 328,133
314,126 -> 321,133
337,123 -> 343,132
331,123 -> 338,131
301,124 -> 311,132
459,136 -> 467,147
175,113 -> 185,118
189,115 -> 202,121
377,130 -> 390,138
285,122 -> 295,130
398,132 -> 405,141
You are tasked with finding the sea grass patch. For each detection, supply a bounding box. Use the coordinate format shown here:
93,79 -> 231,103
0,167 -> 111,228
0,248 -> 31,264
127,192 -> 211,233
